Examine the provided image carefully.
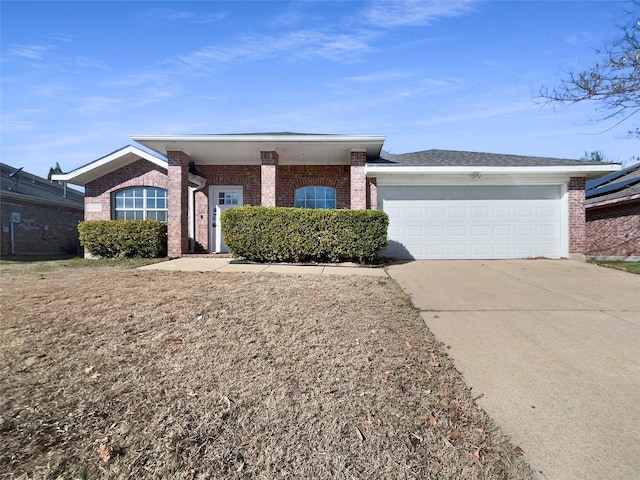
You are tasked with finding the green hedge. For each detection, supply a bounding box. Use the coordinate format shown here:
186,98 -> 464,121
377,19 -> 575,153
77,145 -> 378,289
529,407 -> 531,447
78,220 -> 167,258
221,206 -> 388,263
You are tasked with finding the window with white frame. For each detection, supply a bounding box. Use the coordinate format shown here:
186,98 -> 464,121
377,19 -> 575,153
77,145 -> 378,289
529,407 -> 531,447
294,186 -> 336,209
114,187 -> 168,221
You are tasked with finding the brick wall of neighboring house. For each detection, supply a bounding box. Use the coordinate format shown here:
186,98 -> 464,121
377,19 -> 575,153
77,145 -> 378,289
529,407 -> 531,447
276,165 -> 351,208
586,201 -> 640,256
0,197 -> 83,255
568,177 -> 586,254
192,165 -> 262,253
84,159 -> 169,221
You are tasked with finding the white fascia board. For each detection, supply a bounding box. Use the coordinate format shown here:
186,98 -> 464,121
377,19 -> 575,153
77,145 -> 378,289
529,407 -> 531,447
51,146 -> 167,185
131,134 -> 386,144
366,164 -> 621,176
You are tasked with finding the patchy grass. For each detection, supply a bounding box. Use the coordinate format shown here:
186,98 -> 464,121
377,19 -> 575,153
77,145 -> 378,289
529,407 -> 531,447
589,260 -> 640,274
0,255 -> 167,274
0,266 -> 533,479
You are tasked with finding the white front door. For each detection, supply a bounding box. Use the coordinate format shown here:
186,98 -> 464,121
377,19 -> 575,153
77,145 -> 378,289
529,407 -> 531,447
210,186 -> 243,253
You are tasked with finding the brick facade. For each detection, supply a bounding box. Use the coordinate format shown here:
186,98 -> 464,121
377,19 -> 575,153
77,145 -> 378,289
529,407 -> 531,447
367,177 -> 377,210
568,176 -> 586,254
84,159 -> 169,221
260,151 -> 278,207
276,165 -> 351,208
0,197 -> 82,255
167,151 -> 190,257
350,151 -> 367,210
586,201 -> 640,256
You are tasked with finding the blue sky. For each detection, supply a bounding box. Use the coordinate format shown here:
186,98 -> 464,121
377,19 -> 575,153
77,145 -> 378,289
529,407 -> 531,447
2,0 -> 638,178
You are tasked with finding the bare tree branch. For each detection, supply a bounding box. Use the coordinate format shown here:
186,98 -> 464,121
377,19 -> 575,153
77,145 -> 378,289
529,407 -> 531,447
540,1 -> 640,137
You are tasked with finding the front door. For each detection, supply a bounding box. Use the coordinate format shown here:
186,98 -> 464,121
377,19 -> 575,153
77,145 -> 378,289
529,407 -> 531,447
210,186 -> 243,253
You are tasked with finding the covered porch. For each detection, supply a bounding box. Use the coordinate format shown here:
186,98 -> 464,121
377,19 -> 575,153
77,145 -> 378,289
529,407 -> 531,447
132,134 -> 385,256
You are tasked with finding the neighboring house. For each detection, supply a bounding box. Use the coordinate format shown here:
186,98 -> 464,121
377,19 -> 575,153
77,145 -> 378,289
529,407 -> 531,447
585,162 -> 640,259
0,163 -> 84,256
53,133 -> 618,260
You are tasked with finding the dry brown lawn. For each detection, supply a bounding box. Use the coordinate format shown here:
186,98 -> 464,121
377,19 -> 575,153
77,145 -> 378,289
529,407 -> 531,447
0,262 -> 533,479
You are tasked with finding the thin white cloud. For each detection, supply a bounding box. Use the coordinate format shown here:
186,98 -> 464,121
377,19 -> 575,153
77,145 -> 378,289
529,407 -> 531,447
171,29 -> 375,73
72,96 -> 123,113
140,7 -> 226,24
8,44 -> 54,60
363,0 -> 478,28
345,70 -> 414,82
414,99 -> 535,126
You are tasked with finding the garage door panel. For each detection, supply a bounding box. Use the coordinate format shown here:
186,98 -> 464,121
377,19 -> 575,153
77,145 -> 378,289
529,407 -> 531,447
380,186 -> 562,259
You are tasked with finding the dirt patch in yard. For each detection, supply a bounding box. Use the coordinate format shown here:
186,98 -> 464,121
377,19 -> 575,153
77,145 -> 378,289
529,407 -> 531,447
0,266 -> 533,479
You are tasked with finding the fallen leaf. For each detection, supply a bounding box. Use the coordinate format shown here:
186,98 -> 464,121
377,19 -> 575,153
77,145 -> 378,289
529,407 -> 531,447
515,445 -> 525,456
466,447 -> 481,463
405,341 -> 412,350
90,372 -> 101,379
409,432 -> 422,447
427,411 -> 437,425
187,391 -> 198,398
98,443 -> 111,463
449,429 -> 463,441
84,365 -> 94,374
355,427 -> 365,442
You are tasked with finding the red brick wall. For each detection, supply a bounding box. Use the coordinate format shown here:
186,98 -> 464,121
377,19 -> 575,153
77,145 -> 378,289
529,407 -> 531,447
167,152 -> 190,256
261,151 -> 278,207
276,165 -> 351,208
350,151 -> 367,210
0,197 -> 83,255
586,201 -> 640,256
367,177 -> 377,210
84,160 -> 168,221
568,177 -> 586,254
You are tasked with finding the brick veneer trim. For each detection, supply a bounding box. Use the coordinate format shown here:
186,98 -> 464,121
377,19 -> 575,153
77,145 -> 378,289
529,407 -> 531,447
568,176 -> 586,254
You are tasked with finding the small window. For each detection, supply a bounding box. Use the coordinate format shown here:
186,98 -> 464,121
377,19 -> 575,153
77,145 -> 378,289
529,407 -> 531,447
114,187 -> 168,221
294,186 -> 336,209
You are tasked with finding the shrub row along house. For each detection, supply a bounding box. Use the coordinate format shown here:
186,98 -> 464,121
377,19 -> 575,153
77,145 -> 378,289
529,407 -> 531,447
53,133 -> 618,259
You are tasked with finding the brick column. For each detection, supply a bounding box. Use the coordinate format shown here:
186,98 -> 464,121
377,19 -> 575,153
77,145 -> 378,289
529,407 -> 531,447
568,176 -> 586,254
261,151 -> 279,207
167,151 -> 190,257
350,150 -> 367,210
367,177 -> 377,210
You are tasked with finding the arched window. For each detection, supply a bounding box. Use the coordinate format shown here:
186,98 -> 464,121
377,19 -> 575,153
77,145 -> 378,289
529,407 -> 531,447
294,186 -> 336,209
114,187 -> 168,221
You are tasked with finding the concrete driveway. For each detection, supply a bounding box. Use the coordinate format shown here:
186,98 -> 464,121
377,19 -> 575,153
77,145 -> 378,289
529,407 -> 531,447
387,260 -> 640,480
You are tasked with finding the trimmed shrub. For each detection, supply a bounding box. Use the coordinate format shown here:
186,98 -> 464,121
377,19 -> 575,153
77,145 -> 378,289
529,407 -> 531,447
221,206 -> 388,263
78,220 -> 167,258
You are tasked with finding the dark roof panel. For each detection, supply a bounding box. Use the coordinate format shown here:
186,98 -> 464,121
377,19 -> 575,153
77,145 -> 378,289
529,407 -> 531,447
369,149 -> 611,167
0,163 -> 84,208
586,162 -> 640,203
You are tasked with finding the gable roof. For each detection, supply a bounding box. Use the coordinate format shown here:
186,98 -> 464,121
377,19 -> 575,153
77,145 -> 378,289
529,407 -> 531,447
51,145 -> 168,186
0,163 -> 84,209
586,162 -> 640,206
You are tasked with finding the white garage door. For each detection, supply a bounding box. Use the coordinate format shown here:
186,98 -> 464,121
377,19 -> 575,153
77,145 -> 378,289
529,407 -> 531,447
379,185 -> 562,259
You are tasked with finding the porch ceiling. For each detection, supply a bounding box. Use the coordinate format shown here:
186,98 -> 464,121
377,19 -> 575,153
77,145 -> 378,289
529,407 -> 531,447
131,134 -> 386,166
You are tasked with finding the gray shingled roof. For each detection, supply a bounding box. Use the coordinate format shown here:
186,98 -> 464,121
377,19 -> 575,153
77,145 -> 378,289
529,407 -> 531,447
0,163 -> 84,209
586,162 -> 640,204
370,149 -> 608,167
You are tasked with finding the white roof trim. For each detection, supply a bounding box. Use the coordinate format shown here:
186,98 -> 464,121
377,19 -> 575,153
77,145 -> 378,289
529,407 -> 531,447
366,164 -> 621,176
51,145 -> 168,185
131,134 -> 386,144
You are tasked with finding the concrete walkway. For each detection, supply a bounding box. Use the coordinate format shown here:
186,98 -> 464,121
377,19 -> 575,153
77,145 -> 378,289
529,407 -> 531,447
138,256 -> 387,276
387,260 -> 640,480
